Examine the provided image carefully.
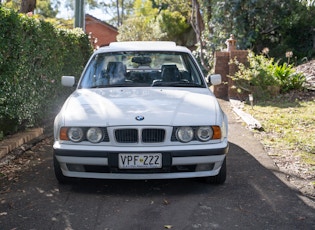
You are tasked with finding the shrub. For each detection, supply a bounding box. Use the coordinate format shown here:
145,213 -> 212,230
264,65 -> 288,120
0,7 -> 92,136
230,51 -> 305,99
272,62 -> 305,93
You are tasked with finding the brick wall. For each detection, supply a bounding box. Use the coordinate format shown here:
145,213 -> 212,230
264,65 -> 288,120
214,49 -> 248,99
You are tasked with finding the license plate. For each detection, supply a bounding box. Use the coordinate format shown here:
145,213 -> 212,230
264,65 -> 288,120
118,153 -> 162,169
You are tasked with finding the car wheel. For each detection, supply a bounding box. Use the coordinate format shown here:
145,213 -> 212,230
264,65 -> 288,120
205,158 -> 226,185
53,155 -> 71,184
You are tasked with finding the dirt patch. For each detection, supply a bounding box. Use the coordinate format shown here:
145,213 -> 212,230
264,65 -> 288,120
0,137 -> 50,186
282,89 -> 315,102
254,131 -> 315,199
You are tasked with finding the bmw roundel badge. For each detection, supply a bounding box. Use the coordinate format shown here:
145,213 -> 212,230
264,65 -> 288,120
135,115 -> 144,121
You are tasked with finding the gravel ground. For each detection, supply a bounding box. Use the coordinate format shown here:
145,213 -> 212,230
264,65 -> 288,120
296,59 -> 315,90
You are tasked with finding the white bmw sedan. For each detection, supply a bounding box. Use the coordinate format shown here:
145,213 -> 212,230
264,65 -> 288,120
53,41 -> 229,184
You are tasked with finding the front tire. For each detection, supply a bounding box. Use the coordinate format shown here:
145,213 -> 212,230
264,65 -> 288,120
205,157 -> 226,184
53,155 -> 71,184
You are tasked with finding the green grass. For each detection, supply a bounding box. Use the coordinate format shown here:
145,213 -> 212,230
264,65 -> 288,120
243,95 -> 315,172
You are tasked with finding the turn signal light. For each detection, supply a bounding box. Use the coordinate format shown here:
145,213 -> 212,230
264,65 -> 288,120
59,127 -> 69,141
212,126 -> 222,139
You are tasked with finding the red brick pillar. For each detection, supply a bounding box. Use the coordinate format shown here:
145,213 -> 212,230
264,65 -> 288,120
213,34 -> 248,100
213,52 -> 229,99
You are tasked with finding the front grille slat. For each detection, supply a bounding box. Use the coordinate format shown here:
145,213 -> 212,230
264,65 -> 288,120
115,129 -> 138,143
114,128 -> 165,143
142,129 -> 165,143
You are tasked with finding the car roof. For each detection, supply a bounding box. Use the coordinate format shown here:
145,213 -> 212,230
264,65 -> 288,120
95,41 -> 191,54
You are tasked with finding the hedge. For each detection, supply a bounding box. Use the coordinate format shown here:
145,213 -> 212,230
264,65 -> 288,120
0,7 -> 93,137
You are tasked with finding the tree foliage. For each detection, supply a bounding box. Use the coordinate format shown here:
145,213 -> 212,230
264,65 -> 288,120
2,0 -> 314,76
3,0 -> 60,17
36,0 -> 59,17
298,0 -> 315,7
193,0 -> 315,71
105,0 -> 134,26
117,0 -> 161,41
117,0 -> 192,46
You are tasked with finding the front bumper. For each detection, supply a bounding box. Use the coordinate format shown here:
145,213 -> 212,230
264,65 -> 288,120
53,141 -> 229,180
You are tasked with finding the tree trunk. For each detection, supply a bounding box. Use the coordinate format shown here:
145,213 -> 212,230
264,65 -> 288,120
20,0 -> 36,13
121,0 -> 124,25
190,0 -> 209,72
116,0 -> 121,26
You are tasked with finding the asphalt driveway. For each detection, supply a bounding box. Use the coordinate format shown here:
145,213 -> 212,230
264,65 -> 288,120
0,99 -> 314,230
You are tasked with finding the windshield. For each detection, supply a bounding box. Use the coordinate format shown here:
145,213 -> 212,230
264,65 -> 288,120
79,51 -> 206,89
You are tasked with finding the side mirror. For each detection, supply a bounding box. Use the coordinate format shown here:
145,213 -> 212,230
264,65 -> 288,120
207,74 -> 222,86
61,76 -> 75,87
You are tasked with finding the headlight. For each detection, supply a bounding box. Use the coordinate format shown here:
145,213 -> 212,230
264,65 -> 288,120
86,127 -> 103,143
197,126 -> 213,142
176,126 -> 194,143
68,127 -> 84,142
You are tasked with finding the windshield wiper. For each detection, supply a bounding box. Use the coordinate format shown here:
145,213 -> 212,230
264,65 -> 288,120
90,82 -> 144,88
90,84 -> 132,88
151,80 -> 203,88
90,84 -> 109,88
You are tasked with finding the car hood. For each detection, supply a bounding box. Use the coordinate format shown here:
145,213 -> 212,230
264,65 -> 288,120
60,88 -> 221,127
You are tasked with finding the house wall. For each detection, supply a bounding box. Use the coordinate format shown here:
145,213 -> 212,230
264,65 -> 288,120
85,16 -> 118,48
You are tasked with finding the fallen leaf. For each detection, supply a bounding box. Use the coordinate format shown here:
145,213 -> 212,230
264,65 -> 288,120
163,199 -> 169,205
164,225 -> 172,229
298,216 -> 306,221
